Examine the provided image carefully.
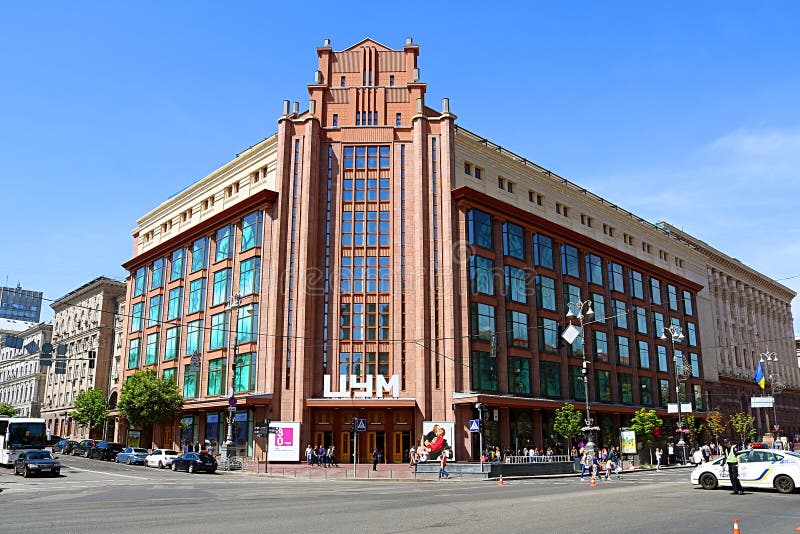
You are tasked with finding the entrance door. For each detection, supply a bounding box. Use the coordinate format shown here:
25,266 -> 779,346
393,432 -> 411,463
367,432 -> 386,463
340,432 -> 352,463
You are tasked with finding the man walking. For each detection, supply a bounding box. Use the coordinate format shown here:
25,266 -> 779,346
723,438 -> 744,495
372,448 -> 380,471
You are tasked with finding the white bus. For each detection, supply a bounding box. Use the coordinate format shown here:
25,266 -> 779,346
0,417 -> 48,466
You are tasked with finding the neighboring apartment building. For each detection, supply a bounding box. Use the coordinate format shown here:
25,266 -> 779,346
40,277 -> 126,440
104,299 -> 126,442
665,222 -> 798,439
120,38 -> 723,462
0,319 -> 46,417
0,285 -> 43,322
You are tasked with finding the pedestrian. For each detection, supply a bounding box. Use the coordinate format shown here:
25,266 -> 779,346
372,448 -> 380,471
305,444 -> 313,465
438,452 -> 450,479
655,447 -> 662,470
579,451 -> 588,481
604,457 -> 614,480
319,445 -> 328,467
328,446 -> 338,468
723,438 -> 744,495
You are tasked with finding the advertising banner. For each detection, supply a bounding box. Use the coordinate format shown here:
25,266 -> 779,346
417,421 -> 455,462
267,421 -> 301,461
620,430 -> 637,454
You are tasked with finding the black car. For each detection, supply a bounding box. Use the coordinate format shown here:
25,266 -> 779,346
72,439 -> 95,457
14,450 -> 62,477
88,441 -> 124,461
46,435 -> 63,447
171,452 -> 217,473
52,439 -> 78,454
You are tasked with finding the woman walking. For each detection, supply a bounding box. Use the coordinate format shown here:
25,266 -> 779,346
655,447 -> 663,471
438,452 -> 450,479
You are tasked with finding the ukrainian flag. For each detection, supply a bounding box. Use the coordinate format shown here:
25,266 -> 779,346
754,362 -> 766,390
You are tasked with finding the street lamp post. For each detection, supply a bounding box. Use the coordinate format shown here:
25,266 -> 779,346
661,325 -> 686,464
220,293 -> 242,469
759,350 -> 781,441
565,299 -> 597,460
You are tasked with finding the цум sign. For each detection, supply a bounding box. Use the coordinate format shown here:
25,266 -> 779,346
323,374 -> 401,398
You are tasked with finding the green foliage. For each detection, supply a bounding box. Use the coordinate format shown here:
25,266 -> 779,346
118,369 -> 183,429
682,413 -> 704,445
705,409 -> 726,444
0,402 -> 16,416
630,408 -> 663,465
553,403 -> 583,449
729,412 -> 757,445
69,389 -> 108,430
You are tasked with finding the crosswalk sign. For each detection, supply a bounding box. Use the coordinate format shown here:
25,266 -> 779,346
469,419 -> 481,432
356,419 -> 367,432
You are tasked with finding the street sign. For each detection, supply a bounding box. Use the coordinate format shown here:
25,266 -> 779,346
468,419 -> 480,432
228,396 -> 237,407
268,427 -> 278,434
751,396 -> 774,408
226,406 -> 236,413
356,419 -> 367,432
667,403 -> 693,413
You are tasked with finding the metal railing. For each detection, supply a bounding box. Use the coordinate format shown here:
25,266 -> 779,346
504,454 -> 572,464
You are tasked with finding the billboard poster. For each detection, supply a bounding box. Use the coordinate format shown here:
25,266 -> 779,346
417,421 -> 455,462
268,421 -> 301,462
620,430 -> 637,454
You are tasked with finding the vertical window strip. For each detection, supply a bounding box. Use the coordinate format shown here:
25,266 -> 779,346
286,138 -> 301,389
400,144 -> 406,390
431,137 -> 440,389
322,145 -> 333,373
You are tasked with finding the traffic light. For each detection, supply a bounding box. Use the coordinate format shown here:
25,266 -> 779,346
349,419 -> 356,432
88,350 -> 96,369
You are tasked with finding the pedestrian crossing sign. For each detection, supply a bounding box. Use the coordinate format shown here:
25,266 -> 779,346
469,419 -> 481,432
356,419 -> 367,432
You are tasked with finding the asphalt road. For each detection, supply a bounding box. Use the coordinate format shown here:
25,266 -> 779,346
2,455 -> 798,533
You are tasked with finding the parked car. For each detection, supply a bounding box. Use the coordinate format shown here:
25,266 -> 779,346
46,435 -> 62,447
88,441 -> 124,461
72,439 -> 96,457
52,439 -> 78,454
116,447 -> 149,465
14,450 -> 62,478
171,452 -> 218,473
691,448 -> 800,494
145,449 -> 180,468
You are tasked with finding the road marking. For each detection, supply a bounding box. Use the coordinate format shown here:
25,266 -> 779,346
67,467 -> 151,480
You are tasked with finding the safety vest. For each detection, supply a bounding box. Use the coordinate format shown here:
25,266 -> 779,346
726,446 -> 738,463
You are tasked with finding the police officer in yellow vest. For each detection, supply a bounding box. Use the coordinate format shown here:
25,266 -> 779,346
723,438 -> 744,495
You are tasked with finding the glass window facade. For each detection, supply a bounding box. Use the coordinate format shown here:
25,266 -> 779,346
568,365 -> 586,401
467,209 -> 493,249
130,303 -> 143,332
618,374 -> 633,404
561,244 -> 580,278
191,237 -> 208,272
234,352 -> 255,392
471,303 -> 496,342
659,379 -> 670,408
630,270 -> 644,299
686,322 -> 697,346
237,304 -> 259,344
210,312 -> 228,350
608,262 -> 624,292
183,365 -> 199,398
638,340 -> 650,369
469,256 -> 494,295
127,338 -> 140,369
207,358 -> 227,396
634,306 -> 648,334
591,293 -> 606,322
215,225 -> 234,262
145,333 -> 159,365
593,331 -> 608,362
540,361 -> 561,398
239,257 -> 261,296
586,254 -> 603,285
612,300 -> 627,329
533,234 -> 553,269
538,317 -> 559,353
148,295 -> 162,327
212,269 -> 232,307
509,357 -> 530,395
167,287 -> 183,321
640,376 -> 653,406
667,284 -> 679,311
616,336 -> 630,366
134,267 -> 147,297
657,345 -> 668,372
650,278 -> 662,305
535,275 -> 556,311
505,265 -> 527,303
470,350 -> 498,391
188,278 -> 206,314
186,320 -> 203,355
241,211 -> 263,251
502,222 -> 525,259
683,290 -> 694,316
595,370 -> 611,402
151,258 -> 165,289
170,248 -> 185,281
165,327 -> 180,361
506,311 -> 529,348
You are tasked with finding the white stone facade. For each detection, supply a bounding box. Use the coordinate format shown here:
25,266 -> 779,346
0,323 -> 51,417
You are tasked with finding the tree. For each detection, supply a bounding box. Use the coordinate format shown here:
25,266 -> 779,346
69,389 -> 109,434
630,408 -> 663,465
118,369 -> 183,429
553,403 -> 583,454
705,409 -> 726,446
729,412 -> 757,446
0,402 -> 16,416
682,413 -> 704,446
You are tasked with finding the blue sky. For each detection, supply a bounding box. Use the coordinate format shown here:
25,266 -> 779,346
1,2 -> 799,341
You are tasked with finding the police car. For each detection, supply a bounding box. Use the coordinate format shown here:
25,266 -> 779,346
691,448 -> 800,494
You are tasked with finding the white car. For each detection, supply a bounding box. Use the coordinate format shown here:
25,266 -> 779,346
691,448 -> 800,494
144,449 -> 180,469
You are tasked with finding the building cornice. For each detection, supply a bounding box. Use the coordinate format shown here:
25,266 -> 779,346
51,277 -> 126,311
